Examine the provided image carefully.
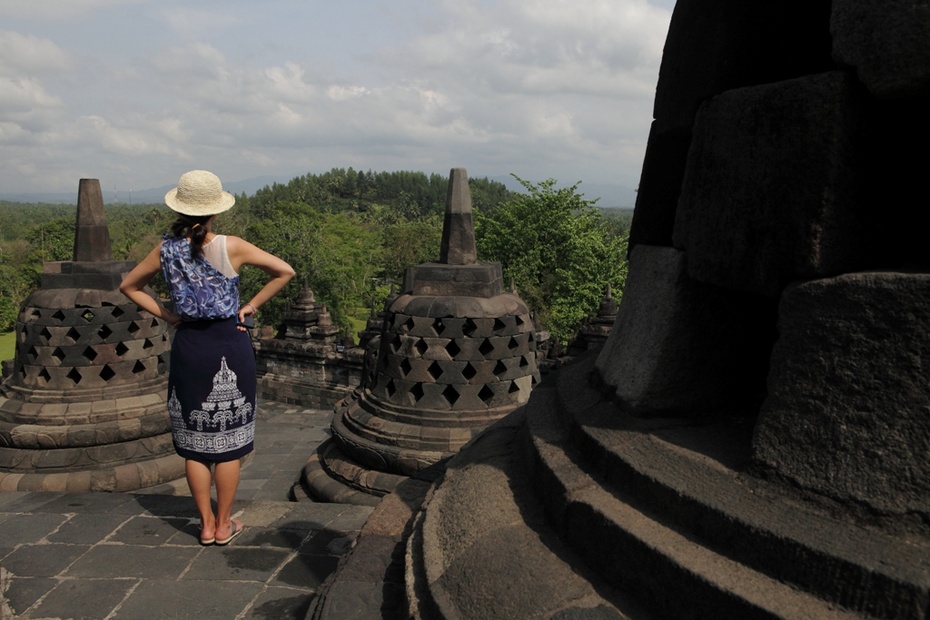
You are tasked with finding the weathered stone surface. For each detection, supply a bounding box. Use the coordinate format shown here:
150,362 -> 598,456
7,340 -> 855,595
673,72 -> 868,297
831,0 -> 930,100
752,272 -> 930,517
0,179 -> 179,492
303,168 -> 540,504
439,168 -> 477,266
255,286 -> 365,409
595,245 -> 774,417
404,263 -> 503,298
654,0 -> 833,134
73,179 -> 112,262
628,122 -> 691,250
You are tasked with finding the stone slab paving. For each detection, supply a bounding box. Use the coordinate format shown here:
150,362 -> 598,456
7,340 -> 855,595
0,400 -> 375,619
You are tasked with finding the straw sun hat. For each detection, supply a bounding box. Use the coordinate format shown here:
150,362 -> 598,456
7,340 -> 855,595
164,170 -> 236,216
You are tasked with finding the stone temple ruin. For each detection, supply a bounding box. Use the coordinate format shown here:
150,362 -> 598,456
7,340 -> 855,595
255,285 -> 364,409
0,180 -> 183,492
311,1 -> 930,618
300,168 -> 540,505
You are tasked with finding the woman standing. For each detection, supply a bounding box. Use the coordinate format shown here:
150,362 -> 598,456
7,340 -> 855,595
121,170 -> 295,546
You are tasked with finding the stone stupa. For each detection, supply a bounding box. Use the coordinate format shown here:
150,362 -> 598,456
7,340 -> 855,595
0,179 -> 183,492
300,168 -> 540,505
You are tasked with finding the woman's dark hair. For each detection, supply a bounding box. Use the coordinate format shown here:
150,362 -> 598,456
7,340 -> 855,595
169,214 -> 213,258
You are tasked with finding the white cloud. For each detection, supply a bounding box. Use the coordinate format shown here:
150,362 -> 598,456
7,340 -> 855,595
0,30 -> 71,75
0,0 -> 673,195
0,0 -> 143,21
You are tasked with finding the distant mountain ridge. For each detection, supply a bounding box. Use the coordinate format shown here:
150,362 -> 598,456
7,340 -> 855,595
1,174 -> 637,209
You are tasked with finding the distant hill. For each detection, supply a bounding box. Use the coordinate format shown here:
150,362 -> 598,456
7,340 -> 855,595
2,174 -> 637,208
0,176 -> 289,205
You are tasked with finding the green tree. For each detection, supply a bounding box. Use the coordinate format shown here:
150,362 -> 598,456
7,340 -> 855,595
26,216 -> 75,263
476,176 -> 628,345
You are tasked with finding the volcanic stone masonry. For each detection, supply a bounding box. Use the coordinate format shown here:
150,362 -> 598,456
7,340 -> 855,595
254,285 -> 365,409
0,179 -> 183,492
310,1 -> 930,618
299,168 -> 541,505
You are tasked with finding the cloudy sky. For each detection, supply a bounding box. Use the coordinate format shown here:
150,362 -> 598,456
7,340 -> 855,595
1,0 -> 674,198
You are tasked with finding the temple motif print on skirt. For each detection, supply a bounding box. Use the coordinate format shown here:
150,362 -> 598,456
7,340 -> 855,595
169,356 -> 255,457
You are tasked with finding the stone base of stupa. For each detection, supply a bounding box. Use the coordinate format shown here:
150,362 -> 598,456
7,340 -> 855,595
0,390 -> 184,492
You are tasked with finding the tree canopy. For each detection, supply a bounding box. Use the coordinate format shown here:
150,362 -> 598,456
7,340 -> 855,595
477,176 -> 628,345
0,169 -> 629,347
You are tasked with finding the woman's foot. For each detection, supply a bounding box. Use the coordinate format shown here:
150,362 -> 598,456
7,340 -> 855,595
215,519 -> 243,546
200,521 -> 216,545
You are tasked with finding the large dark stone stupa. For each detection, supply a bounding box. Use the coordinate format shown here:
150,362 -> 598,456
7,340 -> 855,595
310,2 -> 930,618
0,179 -> 183,492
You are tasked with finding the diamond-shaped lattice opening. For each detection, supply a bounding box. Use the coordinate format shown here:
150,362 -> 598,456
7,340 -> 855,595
427,361 -> 443,381
508,336 -> 519,350
478,339 -> 494,357
151,318 -> 160,328
508,381 -> 521,394
445,340 -> 461,358
53,309 -> 67,321
494,360 -> 507,376
39,327 -> 52,341
519,355 -> 529,368
386,379 -> 396,397
111,306 -> 125,319
27,346 -> 38,361
51,347 -> 66,362
399,359 -> 412,378
30,309 -> 41,319
493,318 -> 507,333
516,315 -> 525,327
98,325 -> 113,339
132,361 -> 146,374
38,368 -> 51,384
463,319 -> 478,337
128,321 -> 141,334
143,338 -> 154,349
415,339 -> 428,356
434,318 -> 445,336
403,317 -> 415,332
442,385 -> 460,406
81,309 -> 95,322
411,383 -> 424,404
67,327 -> 82,342
116,342 -> 129,357
67,367 -> 82,385
99,365 -> 116,382
83,346 -> 97,361
462,362 -> 477,381
479,385 -> 495,405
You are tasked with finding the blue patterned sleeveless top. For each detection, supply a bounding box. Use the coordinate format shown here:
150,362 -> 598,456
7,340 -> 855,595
160,235 -> 240,320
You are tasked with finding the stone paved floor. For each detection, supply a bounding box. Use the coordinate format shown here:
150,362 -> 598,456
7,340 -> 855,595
0,399 -> 373,619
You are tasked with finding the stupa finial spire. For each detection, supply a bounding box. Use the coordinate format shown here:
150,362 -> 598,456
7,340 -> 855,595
439,168 -> 477,265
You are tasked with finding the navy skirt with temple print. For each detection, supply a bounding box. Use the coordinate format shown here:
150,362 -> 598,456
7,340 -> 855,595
167,318 -> 256,462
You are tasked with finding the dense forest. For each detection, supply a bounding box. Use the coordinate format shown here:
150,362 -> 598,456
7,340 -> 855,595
0,168 -> 631,345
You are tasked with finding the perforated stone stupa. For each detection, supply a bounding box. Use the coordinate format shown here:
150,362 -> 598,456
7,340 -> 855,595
0,179 -> 183,492
300,168 -> 540,504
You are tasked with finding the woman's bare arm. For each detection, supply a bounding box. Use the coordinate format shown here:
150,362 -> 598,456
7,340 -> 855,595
226,236 -> 296,323
119,242 -> 182,326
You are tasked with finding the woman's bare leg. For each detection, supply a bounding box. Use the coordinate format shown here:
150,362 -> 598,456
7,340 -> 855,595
186,459 -> 215,542
214,459 -> 242,540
